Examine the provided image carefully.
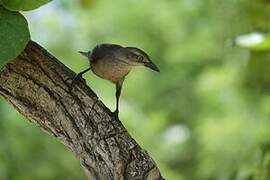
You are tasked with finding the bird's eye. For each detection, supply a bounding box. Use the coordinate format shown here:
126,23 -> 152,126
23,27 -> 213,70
137,55 -> 144,61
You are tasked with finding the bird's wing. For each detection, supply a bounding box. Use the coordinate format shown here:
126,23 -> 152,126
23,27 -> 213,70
91,44 -> 123,62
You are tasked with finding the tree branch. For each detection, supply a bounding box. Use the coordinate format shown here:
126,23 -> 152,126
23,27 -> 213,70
0,41 -> 164,180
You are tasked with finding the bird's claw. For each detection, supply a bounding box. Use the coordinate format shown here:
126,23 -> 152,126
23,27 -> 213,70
65,74 -> 86,90
112,109 -> 119,119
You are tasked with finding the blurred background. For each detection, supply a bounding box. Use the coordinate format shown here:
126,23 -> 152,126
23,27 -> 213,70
1,0 -> 270,179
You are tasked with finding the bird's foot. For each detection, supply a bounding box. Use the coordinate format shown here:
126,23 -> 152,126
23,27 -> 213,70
112,109 -> 119,119
65,74 -> 86,90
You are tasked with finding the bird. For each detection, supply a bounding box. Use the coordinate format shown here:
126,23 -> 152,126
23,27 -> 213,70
71,43 -> 160,118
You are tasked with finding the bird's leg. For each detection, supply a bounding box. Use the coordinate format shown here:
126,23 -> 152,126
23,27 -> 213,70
70,67 -> 91,88
114,81 -> 123,119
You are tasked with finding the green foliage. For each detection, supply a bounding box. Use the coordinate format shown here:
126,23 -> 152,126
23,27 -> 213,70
236,33 -> 270,51
0,0 -> 52,68
253,36 -> 270,51
2,0 -> 51,11
0,6 -> 30,68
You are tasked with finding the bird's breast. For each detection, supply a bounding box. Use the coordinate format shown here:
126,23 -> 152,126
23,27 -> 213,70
91,59 -> 131,83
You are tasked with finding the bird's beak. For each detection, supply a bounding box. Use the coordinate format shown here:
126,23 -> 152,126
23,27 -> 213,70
144,61 -> 160,72
78,51 -> 88,58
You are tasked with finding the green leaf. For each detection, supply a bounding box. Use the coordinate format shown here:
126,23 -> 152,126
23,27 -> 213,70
0,6 -> 30,68
236,32 -> 270,51
250,36 -> 270,51
2,0 -> 51,11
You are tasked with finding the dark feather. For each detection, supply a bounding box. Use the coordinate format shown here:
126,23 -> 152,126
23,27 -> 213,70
91,44 -> 123,63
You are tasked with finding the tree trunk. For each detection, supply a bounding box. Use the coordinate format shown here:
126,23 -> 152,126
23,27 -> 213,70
0,41 -> 164,180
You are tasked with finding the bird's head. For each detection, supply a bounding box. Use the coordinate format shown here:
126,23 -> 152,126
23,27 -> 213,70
122,47 -> 160,72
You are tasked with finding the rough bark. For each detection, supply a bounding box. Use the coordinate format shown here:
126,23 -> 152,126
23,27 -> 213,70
0,41 -> 164,180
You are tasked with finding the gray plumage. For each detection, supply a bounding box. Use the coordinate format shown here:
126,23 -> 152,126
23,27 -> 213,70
74,43 -> 160,118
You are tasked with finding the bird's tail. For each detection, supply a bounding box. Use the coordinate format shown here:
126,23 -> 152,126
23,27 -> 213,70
78,51 -> 92,60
